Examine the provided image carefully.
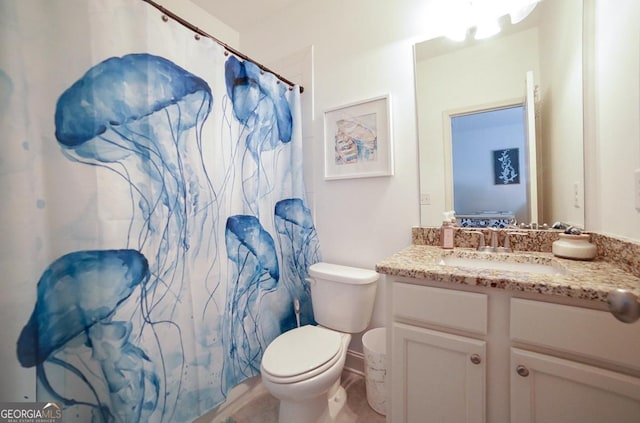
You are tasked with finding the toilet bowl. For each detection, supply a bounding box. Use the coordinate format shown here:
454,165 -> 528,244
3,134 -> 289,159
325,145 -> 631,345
261,325 -> 351,422
260,262 -> 379,423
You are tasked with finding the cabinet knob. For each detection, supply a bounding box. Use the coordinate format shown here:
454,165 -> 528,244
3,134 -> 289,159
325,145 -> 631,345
470,354 -> 482,365
607,289 -> 640,323
516,365 -> 530,377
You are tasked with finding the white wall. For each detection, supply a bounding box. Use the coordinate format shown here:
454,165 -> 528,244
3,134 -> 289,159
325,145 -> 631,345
585,0 -> 640,241
158,0 -> 239,48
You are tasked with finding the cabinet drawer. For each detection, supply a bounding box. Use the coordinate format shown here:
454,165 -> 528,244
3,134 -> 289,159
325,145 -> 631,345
511,298 -> 640,370
393,282 -> 487,335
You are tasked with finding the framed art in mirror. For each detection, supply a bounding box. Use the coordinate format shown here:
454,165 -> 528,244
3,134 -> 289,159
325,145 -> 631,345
493,148 -> 520,185
323,94 -> 393,180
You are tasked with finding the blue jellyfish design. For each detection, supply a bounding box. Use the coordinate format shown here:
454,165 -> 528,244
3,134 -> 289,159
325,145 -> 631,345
223,215 -> 279,391
52,54 -> 218,421
17,249 -> 156,423
274,198 -> 321,328
54,53 -> 216,318
224,56 -> 292,155
224,56 -> 293,214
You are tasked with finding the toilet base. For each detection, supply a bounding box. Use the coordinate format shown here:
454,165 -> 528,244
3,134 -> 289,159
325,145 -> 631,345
278,379 -> 347,423
328,385 -> 347,420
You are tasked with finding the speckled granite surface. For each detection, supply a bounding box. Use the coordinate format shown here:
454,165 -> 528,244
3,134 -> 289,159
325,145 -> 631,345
412,226 -> 559,252
376,227 -> 640,304
411,226 -> 640,277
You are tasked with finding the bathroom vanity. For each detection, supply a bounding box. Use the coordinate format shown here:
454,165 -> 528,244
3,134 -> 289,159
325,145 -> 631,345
376,230 -> 640,423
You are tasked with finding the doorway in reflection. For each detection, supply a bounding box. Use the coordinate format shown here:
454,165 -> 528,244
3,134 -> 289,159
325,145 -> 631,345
451,105 -> 528,227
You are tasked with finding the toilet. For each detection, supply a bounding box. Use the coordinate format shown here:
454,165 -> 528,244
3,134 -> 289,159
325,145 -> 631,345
260,262 -> 379,423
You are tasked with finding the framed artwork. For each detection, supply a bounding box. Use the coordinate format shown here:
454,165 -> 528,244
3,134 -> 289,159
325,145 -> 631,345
493,148 -> 520,185
323,95 -> 393,180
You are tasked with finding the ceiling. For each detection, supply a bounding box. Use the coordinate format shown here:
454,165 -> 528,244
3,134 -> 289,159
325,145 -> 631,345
190,0 -> 299,32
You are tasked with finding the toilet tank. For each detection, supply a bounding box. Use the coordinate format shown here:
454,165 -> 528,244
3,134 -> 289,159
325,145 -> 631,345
308,262 -> 379,333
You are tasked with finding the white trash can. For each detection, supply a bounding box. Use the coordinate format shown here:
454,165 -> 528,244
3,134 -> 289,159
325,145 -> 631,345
362,327 -> 386,415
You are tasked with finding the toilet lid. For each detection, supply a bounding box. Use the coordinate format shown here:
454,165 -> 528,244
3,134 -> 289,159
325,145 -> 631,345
262,325 -> 342,378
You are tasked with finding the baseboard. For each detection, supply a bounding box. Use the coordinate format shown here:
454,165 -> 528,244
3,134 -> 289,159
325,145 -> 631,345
344,348 -> 365,376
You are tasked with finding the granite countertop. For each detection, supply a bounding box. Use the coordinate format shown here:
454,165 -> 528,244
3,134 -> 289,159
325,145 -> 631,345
375,244 -> 640,304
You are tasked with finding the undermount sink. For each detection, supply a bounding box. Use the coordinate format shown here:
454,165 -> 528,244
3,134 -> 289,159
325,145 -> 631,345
438,252 -> 566,275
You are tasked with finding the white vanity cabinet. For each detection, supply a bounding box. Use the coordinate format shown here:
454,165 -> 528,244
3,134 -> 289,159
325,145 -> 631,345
510,298 -> 640,422
390,282 -> 488,423
392,323 -> 485,423
510,348 -> 640,422
388,278 -> 640,423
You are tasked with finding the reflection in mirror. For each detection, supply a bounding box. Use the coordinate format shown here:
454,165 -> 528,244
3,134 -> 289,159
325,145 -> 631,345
415,0 -> 585,229
451,105 -> 529,227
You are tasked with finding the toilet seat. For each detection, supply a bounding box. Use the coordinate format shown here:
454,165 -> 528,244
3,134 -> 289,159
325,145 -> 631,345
261,325 -> 343,384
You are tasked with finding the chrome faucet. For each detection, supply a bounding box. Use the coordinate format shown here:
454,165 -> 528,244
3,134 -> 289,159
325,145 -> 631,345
465,230 -> 486,251
488,228 -> 499,249
466,228 -> 527,253
465,229 -> 497,252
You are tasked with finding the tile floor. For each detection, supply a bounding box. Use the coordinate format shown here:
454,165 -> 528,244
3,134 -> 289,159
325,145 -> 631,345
207,371 -> 386,423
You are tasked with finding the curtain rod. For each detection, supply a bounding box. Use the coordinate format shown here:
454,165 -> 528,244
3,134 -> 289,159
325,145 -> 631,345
141,0 -> 304,93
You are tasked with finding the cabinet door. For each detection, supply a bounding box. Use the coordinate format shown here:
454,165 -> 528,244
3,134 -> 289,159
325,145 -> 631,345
391,322 -> 486,423
511,348 -> 640,423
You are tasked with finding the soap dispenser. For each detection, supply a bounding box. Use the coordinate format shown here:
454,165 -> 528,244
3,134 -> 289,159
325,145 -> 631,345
440,213 -> 454,249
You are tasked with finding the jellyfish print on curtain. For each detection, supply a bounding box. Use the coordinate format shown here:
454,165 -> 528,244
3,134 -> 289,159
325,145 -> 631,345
17,250 -> 157,423
1,1 -> 320,422
53,54 -> 217,317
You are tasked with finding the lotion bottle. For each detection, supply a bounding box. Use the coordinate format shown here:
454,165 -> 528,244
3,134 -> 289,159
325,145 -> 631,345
440,218 -> 454,249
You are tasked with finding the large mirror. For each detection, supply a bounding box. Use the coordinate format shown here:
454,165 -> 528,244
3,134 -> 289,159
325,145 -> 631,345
415,0 -> 585,229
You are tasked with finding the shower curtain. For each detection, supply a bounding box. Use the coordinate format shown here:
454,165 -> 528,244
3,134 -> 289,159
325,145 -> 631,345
0,1 -> 320,421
